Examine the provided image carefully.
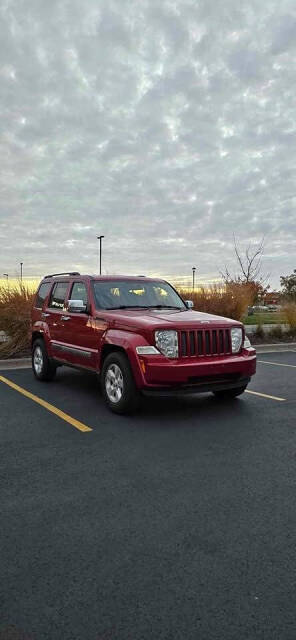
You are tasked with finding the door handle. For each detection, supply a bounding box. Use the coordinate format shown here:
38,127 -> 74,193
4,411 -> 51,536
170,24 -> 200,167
61,316 -> 71,321
41,312 -> 50,318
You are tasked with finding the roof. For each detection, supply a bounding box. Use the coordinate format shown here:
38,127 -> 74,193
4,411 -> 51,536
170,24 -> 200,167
42,273 -> 165,283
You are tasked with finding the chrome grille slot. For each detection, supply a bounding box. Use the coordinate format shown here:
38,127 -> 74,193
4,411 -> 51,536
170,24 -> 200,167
197,331 -> 203,355
181,331 -> 187,356
212,330 -> 217,354
189,331 -> 195,355
205,331 -> 210,355
219,330 -> 224,353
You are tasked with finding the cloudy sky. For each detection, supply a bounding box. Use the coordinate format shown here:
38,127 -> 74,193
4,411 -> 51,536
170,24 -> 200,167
1,0 -> 296,288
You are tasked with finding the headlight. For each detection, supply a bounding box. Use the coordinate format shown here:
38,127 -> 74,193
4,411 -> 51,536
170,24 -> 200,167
231,327 -> 243,353
155,330 -> 178,359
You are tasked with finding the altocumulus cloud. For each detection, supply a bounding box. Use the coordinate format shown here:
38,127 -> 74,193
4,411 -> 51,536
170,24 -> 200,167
0,0 -> 296,286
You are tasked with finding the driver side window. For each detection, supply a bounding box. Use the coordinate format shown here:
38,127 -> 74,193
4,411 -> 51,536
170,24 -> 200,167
70,282 -> 88,305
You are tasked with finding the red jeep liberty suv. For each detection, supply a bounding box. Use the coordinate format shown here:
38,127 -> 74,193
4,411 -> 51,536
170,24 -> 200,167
31,273 -> 256,414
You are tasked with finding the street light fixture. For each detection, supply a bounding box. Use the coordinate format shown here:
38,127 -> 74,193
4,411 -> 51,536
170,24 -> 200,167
97,236 -> 104,275
192,266 -> 196,291
20,262 -> 23,283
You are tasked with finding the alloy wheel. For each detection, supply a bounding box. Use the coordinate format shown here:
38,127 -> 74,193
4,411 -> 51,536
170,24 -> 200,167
105,363 -> 124,403
33,345 -> 43,375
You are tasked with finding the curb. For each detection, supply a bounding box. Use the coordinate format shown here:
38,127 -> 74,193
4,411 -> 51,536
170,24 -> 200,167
245,323 -> 288,333
253,343 -> 296,353
0,357 -> 31,370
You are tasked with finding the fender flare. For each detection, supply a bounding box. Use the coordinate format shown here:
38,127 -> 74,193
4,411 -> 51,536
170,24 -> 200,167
31,322 -> 51,350
101,330 -> 152,387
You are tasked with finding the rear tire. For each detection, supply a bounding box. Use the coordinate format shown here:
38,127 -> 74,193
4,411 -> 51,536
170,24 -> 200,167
213,384 -> 247,400
32,338 -> 56,382
101,352 -> 140,414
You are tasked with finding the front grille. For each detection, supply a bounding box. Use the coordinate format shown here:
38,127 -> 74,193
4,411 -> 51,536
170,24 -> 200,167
179,328 -> 232,357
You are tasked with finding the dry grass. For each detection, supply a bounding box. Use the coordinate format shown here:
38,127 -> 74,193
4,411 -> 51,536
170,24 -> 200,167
177,283 -> 253,321
283,302 -> 296,336
0,278 -> 39,290
0,283 -> 35,358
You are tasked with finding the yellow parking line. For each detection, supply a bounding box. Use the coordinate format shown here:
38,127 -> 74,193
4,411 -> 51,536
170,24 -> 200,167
246,390 -> 286,402
0,375 -> 92,432
258,360 -> 296,368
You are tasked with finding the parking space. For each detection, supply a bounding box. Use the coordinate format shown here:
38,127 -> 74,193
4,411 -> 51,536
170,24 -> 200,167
248,350 -> 296,403
1,352 -> 296,640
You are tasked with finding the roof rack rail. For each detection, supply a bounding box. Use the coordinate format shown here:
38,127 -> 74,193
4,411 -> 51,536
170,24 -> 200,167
44,272 -> 80,278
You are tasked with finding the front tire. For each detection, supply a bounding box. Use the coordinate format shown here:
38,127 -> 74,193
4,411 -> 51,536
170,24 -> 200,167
213,384 -> 247,400
101,352 -> 140,414
32,338 -> 56,381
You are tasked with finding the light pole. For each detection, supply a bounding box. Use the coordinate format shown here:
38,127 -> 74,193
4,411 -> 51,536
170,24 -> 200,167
97,236 -> 104,275
192,266 -> 196,291
3,273 -> 8,282
20,262 -> 23,283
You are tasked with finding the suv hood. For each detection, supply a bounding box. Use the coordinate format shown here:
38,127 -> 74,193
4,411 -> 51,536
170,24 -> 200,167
105,308 -> 242,331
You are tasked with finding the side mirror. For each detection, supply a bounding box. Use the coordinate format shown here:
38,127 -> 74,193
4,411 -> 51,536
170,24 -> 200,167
68,299 -> 87,313
185,300 -> 194,309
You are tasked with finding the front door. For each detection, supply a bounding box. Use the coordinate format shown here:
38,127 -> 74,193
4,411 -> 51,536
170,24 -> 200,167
61,281 -> 98,369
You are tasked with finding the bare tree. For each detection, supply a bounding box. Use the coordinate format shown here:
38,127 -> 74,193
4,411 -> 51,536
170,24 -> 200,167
221,236 -> 268,285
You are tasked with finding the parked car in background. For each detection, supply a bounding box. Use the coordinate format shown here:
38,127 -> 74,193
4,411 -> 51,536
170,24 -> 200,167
248,304 -> 281,315
31,273 -> 256,414
266,305 -> 280,312
248,305 -> 269,315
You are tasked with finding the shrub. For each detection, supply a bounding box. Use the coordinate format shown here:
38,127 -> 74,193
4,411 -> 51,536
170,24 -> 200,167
177,282 -> 253,321
252,310 -> 265,339
269,324 -> 283,340
0,283 -> 35,358
254,321 -> 265,339
283,302 -> 296,336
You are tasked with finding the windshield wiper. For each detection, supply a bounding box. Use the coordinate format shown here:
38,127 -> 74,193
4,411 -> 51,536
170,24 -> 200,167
146,305 -> 183,310
105,305 -> 150,310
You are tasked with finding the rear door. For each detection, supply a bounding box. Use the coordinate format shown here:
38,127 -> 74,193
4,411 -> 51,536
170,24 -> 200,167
45,281 -> 73,364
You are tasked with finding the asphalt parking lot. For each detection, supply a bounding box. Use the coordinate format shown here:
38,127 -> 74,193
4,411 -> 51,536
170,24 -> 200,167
1,351 -> 296,640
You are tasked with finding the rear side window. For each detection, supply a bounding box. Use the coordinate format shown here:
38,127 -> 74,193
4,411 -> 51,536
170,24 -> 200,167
35,283 -> 51,309
48,282 -> 69,310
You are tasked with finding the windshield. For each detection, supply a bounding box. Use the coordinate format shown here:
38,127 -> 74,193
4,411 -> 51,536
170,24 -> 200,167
92,280 -> 186,310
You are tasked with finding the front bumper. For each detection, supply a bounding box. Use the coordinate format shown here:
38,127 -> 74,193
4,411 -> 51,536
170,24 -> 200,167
136,348 -> 256,391
142,376 -> 251,397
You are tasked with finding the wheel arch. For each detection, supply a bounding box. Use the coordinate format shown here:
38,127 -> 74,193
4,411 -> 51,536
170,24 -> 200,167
99,330 -> 149,388
31,331 -> 44,348
100,344 -> 126,367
